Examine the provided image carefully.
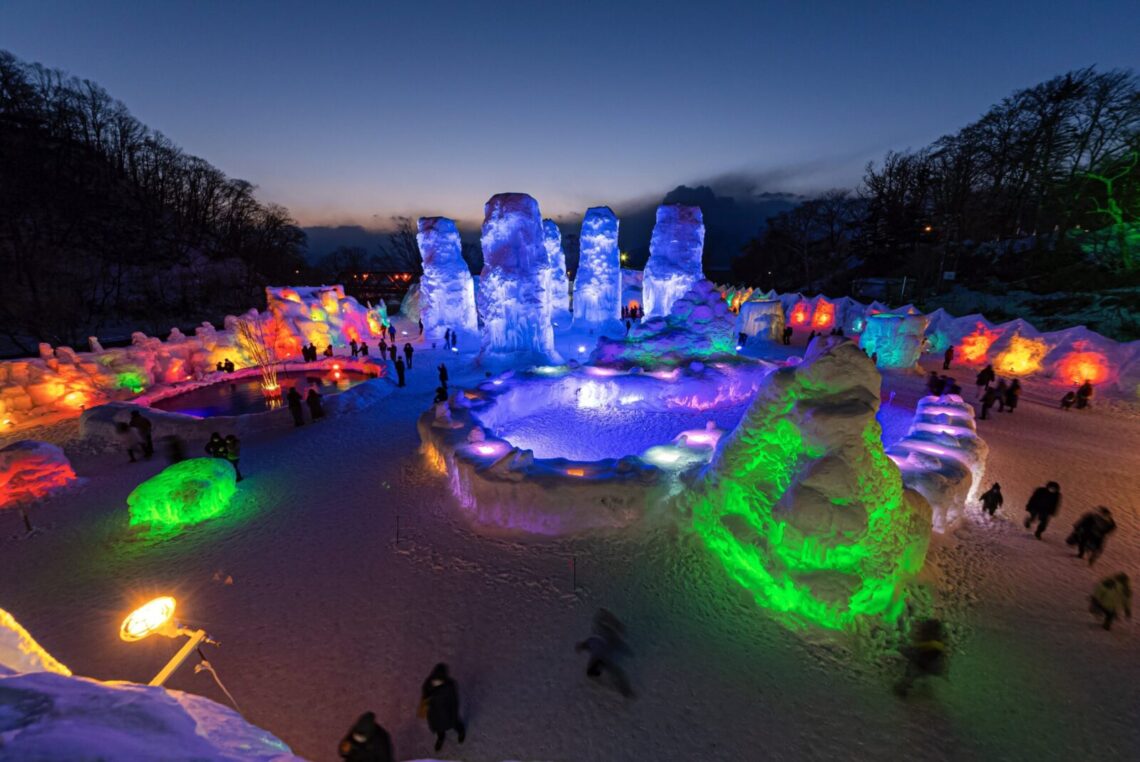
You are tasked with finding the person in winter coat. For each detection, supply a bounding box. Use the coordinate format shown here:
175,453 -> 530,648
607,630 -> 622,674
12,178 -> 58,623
1069,506 -> 1116,565
1060,391 -> 1076,410
783,326 -> 793,346
128,410 -> 154,458
224,434 -> 243,482
338,711 -> 393,762
575,608 -> 633,697
993,379 -> 1008,412
388,344 -> 397,362
894,618 -> 948,697
1090,573 -> 1131,631
379,338 -> 387,358
943,346 -> 954,370
394,357 -> 406,387
437,363 -> 448,388
360,341 -> 369,357
1024,481 -> 1061,539
287,387 -> 305,426
418,319 -> 423,336
1076,380 -> 1094,409
324,344 -> 334,358
927,371 -> 944,397
1004,379 -> 1021,413
161,434 -> 186,465
403,342 -> 414,368
975,365 -> 995,398
420,663 -> 465,752
387,324 -> 396,343
979,386 -> 998,420
979,483 -> 1003,517
306,388 -> 325,420
205,432 -> 227,459
433,386 -> 448,404
223,358 -> 235,373
443,328 -> 451,348
350,339 -> 359,358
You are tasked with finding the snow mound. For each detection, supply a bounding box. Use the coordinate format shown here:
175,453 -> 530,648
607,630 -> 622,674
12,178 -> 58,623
126,457 -> 237,532
0,672 -> 302,761
0,607 -> 71,676
0,440 -> 77,510
685,339 -> 931,630
591,279 -> 735,367
887,395 -> 989,531
643,204 -> 704,318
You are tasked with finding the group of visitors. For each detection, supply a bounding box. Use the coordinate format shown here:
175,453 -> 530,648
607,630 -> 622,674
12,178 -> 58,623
806,326 -> 845,343
926,371 -> 963,397
973,365 -> 1021,419
621,304 -> 642,320
441,328 -> 459,351
286,385 -> 324,426
349,339 -> 371,358
205,431 -> 243,482
214,358 -> 236,373
338,609 -> 632,759
1060,380 -> 1095,410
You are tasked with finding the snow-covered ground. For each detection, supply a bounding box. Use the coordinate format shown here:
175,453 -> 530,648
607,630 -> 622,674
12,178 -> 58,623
2,321 -> 1138,761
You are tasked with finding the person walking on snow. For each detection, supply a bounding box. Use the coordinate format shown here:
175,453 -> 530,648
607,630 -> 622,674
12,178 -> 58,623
979,385 -> 998,420
1068,506 -> 1116,565
379,338 -> 387,358
394,357 -> 406,387
403,342 -> 414,369
1076,380 -> 1094,409
387,324 -> 396,343
223,434 -> 243,482
575,608 -> 634,697
894,618 -> 948,697
419,663 -> 465,752
943,346 -> 954,370
418,318 -> 423,336
287,387 -> 305,426
388,344 -> 397,362
338,711 -> 393,762
993,379 -> 1008,412
975,365 -> 995,398
128,410 -> 154,458
437,363 -> 448,388
360,341 -> 369,357
979,483 -> 1003,517
1024,481 -> 1061,539
1090,573 -> 1131,631
306,388 -> 325,420
350,339 -> 359,358
1004,379 -> 1021,413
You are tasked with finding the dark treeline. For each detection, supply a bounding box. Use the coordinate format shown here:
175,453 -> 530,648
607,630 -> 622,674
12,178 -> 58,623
734,67 -> 1140,299
0,50 -> 307,353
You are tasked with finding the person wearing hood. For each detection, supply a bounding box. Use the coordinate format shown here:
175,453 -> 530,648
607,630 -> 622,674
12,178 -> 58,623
1090,574 -> 1132,631
1024,481 -> 1062,539
1068,506 -> 1117,565
979,483 -> 1003,518
338,711 -> 393,762
306,387 -> 325,420
419,663 -> 465,752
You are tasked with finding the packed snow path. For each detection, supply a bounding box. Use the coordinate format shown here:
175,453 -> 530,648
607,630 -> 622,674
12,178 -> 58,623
1,326 -> 1138,761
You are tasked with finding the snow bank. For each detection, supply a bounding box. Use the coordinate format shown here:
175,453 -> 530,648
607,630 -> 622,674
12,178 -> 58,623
417,216 -> 478,340
478,193 -> 561,366
573,207 -> 622,329
643,204 -> 704,318
685,339 -> 932,630
886,395 -> 989,531
0,440 -> 77,510
0,607 -> 71,676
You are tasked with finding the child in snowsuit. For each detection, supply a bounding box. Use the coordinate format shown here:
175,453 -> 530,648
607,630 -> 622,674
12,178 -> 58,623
1090,574 -> 1131,631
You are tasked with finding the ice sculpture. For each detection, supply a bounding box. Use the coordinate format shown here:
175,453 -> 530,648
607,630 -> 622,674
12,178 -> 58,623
643,204 -> 705,318
737,300 -> 785,343
478,193 -> 561,365
127,457 -> 237,532
417,216 -> 478,340
686,339 -> 931,630
858,313 -> 929,369
887,394 -> 988,532
573,207 -> 622,328
542,219 -> 571,319
0,440 -> 77,510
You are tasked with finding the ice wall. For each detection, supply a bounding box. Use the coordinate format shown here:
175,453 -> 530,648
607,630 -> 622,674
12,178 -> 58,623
478,193 -> 561,365
573,207 -> 622,328
417,216 -> 478,339
542,219 -> 571,319
686,339 -> 931,630
644,204 -> 705,318
859,313 -> 929,369
737,300 -> 785,343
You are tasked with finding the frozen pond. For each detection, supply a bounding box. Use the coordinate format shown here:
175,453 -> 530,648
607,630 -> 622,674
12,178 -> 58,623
150,370 -> 373,417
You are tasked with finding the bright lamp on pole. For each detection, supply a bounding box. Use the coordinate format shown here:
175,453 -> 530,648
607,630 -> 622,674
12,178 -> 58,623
120,596 -> 217,687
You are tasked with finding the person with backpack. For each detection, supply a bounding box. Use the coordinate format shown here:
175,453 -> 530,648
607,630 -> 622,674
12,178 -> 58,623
1090,574 -> 1131,631
1024,481 -> 1061,539
419,663 -> 465,752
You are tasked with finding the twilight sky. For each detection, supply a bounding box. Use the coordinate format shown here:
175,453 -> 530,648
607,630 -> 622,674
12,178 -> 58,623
4,0 -> 1138,228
